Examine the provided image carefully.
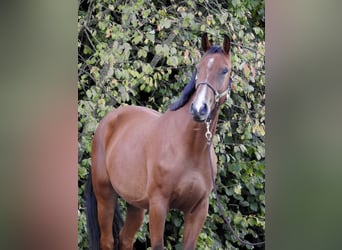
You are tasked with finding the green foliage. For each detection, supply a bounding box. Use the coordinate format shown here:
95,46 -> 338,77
78,0 -> 265,249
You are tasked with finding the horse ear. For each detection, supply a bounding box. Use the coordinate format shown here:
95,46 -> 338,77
223,35 -> 231,55
201,33 -> 211,52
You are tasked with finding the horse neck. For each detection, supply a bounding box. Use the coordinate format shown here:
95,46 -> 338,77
166,98 -> 220,154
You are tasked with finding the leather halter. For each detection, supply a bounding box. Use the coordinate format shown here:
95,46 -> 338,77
195,81 -> 231,106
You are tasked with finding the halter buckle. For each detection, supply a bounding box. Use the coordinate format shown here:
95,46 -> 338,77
205,121 -> 212,144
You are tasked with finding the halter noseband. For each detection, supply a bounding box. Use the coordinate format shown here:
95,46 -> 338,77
196,78 -> 232,106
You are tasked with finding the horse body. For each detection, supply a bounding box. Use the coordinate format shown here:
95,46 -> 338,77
93,96 -> 217,208
87,33 -> 231,250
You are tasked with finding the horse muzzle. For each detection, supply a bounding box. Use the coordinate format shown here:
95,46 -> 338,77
190,102 -> 210,122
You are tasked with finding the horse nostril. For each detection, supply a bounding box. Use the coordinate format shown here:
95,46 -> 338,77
199,103 -> 208,116
190,103 -> 194,114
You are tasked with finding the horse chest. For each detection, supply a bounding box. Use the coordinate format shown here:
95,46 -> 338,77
170,173 -> 210,211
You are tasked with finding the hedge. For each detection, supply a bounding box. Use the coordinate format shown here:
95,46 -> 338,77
78,0 -> 265,249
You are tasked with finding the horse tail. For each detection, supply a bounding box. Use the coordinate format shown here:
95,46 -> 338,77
86,173 -> 124,250
113,201 -> 124,250
86,173 -> 100,250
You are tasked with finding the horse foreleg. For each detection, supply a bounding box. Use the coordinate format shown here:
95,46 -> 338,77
119,204 -> 145,250
95,184 -> 117,250
183,199 -> 209,250
148,196 -> 168,250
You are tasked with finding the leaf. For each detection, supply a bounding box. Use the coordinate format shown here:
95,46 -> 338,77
200,24 -> 206,31
246,183 -> 256,195
173,217 -> 181,227
250,202 -> 258,212
232,0 -> 238,7
228,164 -> 241,173
155,44 -> 163,56
234,184 -> 242,195
162,44 -> 170,56
160,18 -> 172,29
247,217 -> 257,226
166,56 -> 179,67
238,29 -> 244,38
244,63 -> 250,78
183,13 -> 195,27
97,98 -> 105,107
78,166 -> 88,179
83,45 -> 92,55
138,48 -> 147,58
145,30 -> 155,43
98,21 -> 106,31
132,33 -> 143,45
233,214 -> 243,225
142,63 -> 153,74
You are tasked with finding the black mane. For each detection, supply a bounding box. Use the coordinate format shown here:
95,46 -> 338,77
169,46 -> 224,111
168,70 -> 197,111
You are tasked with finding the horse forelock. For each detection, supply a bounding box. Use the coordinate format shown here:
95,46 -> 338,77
169,70 -> 197,111
207,45 -> 224,54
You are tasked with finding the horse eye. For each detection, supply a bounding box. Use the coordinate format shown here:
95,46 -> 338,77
222,67 -> 229,74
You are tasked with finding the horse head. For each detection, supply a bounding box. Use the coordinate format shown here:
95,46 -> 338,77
190,33 -> 232,122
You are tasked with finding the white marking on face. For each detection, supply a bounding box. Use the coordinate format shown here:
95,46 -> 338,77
193,86 -> 207,112
205,58 -> 215,82
207,58 -> 215,69
192,57 -> 216,117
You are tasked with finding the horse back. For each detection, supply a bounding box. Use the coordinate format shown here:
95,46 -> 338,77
95,105 -> 160,148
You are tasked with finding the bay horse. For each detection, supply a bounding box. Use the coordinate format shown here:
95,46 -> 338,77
86,33 -> 232,250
